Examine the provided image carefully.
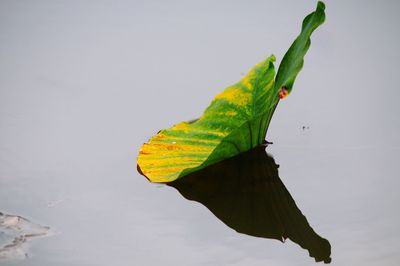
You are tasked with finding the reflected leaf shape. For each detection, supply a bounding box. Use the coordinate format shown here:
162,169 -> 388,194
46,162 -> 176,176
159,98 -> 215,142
169,146 -> 331,263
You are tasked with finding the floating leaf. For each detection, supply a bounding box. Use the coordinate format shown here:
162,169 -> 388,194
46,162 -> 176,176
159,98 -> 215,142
137,2 -> 326,183
138,56 -> 276,182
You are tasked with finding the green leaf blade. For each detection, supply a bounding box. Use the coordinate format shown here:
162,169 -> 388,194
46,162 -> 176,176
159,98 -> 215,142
274,1 -> 326,95
137,55 -> 277,183
137,2 -> 327,183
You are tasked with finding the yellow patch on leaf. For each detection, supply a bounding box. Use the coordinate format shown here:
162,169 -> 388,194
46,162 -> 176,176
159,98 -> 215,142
214,87 -> 251,107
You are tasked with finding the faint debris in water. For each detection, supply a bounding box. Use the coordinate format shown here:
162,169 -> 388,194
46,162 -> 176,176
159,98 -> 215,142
0,212 -> 50,260
47,198 -> 66,208
263,140 -> 273,146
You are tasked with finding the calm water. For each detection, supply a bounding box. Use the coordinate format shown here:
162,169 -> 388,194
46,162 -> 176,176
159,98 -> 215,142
1,0 -> 399,265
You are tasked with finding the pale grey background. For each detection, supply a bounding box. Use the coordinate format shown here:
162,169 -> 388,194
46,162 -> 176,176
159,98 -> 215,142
1,0 -> 399,265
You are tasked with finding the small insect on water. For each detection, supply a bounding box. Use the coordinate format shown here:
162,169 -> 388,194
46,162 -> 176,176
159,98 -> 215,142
278,87 -> 289,99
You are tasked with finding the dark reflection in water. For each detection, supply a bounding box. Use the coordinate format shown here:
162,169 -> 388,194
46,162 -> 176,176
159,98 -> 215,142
169,146 -> 331,263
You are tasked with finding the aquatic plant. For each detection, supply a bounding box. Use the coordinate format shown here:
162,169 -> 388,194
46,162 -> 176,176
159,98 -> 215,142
137,2 -> 326,183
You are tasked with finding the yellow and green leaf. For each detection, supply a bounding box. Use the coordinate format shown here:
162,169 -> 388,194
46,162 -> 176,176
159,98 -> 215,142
137,2 -> 326,183
138,55 -> 277,182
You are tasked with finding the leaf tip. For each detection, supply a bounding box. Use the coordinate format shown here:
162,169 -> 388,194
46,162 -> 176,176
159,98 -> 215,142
316,1 -> 326,24
317,1 -> 326,11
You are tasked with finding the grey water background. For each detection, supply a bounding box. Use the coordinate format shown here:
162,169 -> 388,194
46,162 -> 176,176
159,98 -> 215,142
1,0 -> 399,265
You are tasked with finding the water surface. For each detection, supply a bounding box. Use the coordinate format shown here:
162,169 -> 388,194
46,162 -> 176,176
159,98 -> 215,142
1,0 -> 399,265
